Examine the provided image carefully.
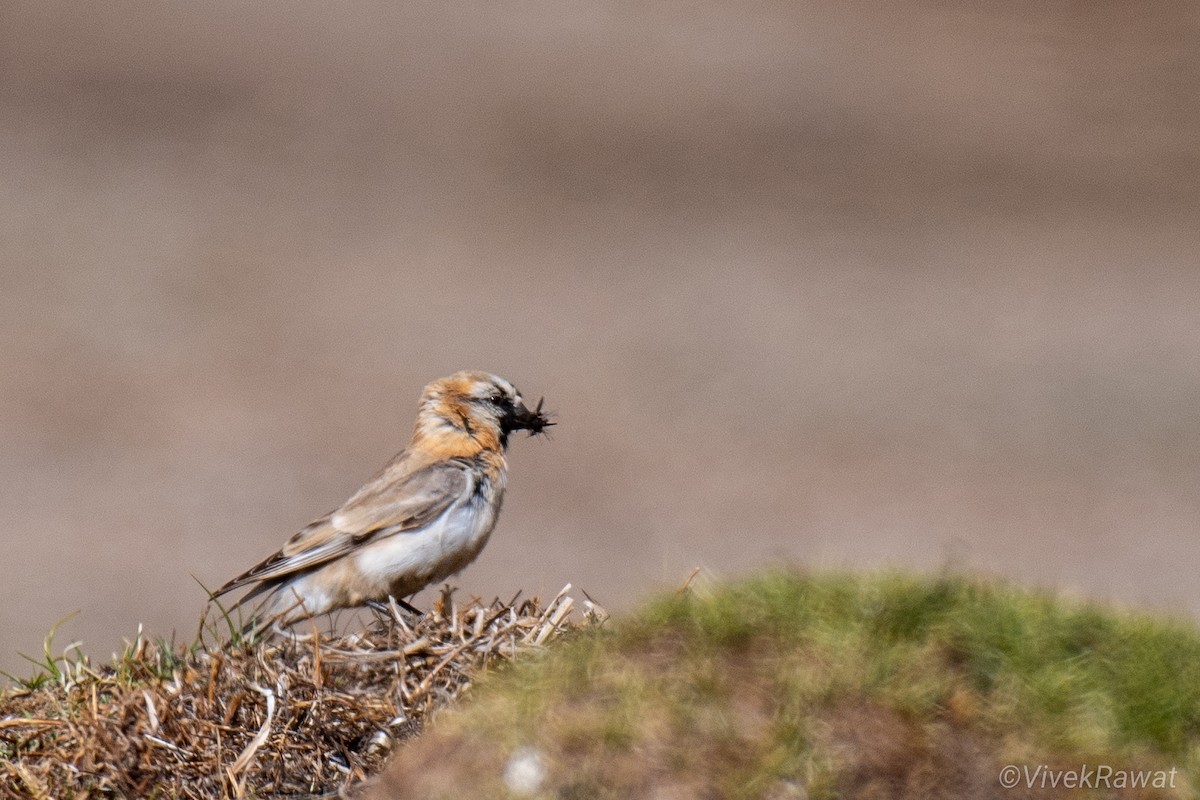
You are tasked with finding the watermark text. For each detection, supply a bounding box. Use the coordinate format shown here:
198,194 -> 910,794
998,764 -> 1177,790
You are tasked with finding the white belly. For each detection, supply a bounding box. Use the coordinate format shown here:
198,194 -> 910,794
352,488 -> 502,596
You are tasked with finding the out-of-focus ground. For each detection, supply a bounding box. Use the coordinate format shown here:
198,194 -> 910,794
1,0 -> 1197,678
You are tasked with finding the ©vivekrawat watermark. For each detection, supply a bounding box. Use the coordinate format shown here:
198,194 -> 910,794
999,764 -> 1178,790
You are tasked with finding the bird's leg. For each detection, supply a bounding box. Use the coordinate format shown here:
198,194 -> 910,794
368,596 -> 422,617
391,595 -> 423,616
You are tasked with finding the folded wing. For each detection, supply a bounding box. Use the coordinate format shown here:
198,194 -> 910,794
214,458 -> 472,596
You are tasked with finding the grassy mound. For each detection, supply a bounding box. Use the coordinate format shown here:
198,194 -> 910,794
0,588 -> 586,799
4,572 -> 1198,799
361,571 -> 1200,799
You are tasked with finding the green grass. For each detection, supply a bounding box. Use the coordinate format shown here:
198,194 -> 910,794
631,571 -> 1200,754
378,570 -> 1200,799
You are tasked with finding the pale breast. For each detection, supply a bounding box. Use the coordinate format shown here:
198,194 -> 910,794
352,470 -> 506,598
428,474 -> 504,582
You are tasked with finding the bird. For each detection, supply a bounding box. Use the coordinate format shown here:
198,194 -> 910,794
211,370 -> 552,634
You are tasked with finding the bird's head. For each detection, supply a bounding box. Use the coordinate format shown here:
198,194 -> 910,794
416,371 -> 554,450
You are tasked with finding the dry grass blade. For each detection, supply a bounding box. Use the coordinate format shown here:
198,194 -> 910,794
0,718 -> 61,729
228,682 -> 275,784
0,588 -> 593,799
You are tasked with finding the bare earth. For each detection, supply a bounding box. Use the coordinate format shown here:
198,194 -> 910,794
1,0 -> 1198,678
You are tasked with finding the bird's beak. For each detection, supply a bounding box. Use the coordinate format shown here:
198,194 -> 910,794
504,396 -> 555,436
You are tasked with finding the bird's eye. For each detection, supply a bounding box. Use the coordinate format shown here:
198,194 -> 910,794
488,393 -> 505,405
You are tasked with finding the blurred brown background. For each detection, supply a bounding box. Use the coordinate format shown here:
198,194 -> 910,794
2,0 -> 1198,678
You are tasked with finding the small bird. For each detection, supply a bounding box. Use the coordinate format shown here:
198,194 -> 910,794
212,371 -> 552,633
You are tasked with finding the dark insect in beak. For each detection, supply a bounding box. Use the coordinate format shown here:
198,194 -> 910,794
504,396 -> 556,437
527,397 -> 555,437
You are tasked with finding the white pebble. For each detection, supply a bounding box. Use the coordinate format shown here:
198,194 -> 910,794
503,746 -> 547,795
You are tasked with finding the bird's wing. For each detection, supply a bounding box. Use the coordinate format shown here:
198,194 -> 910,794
214,457 -> 472,595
